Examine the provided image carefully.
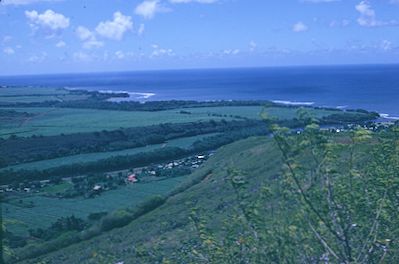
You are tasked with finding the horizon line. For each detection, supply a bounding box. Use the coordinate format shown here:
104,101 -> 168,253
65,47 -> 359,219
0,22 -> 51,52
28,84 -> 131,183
1,62 -> 399,78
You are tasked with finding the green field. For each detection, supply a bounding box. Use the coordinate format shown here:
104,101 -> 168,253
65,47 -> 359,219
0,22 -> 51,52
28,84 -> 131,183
261,106 -> 340,119
0,95 -> 88,103
0,104 -> 346,138
0,107 -> 236,137
41,182 -> 73,195
4,176 -> 185,236
0,87 -> 89,103
3,133 -> 220,171
183,106 -> 263,119
0,87 -> 68,96
183,105 -> 340,120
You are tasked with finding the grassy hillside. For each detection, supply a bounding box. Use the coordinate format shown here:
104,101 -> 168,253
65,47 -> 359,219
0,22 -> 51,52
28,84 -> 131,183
13,136 -> 283,263
12,124 -> 399,264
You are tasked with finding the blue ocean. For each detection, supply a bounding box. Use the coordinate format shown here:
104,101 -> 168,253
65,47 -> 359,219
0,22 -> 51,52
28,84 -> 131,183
1,64 -> 398,119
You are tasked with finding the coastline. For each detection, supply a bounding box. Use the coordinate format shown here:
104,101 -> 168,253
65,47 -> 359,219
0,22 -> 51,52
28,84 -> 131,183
61,86 -> 399,123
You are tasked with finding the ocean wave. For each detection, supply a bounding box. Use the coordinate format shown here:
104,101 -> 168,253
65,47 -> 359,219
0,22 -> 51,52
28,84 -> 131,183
380,113 -> 399,120
97,90 -> 156,101
272,100 -> 315,106
64,86 -> 156,101
336,105 -> 348,109
129,92 -> 156,99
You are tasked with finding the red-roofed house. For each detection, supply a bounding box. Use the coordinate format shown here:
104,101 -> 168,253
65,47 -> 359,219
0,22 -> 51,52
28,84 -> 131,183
127,174 -> 138,183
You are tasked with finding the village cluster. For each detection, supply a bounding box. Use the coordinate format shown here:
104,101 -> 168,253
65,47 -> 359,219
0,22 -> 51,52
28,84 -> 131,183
0,152 -> 213,199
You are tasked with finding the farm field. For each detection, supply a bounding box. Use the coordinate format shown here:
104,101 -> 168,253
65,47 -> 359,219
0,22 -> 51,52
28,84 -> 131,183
261,106 -> 341,119
0,87 -> 89,103
0,87 -> 69,96
3,133 -> 220,171
0,95 -> 88,103
0,107 -> 236,137
0,104 -> 350,138
183,105 -> 342,120
4,176 -> 185,236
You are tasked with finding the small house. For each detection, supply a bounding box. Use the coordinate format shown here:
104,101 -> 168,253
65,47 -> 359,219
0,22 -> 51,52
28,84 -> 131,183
93,185 -> 102,191
127,174 -> 138,183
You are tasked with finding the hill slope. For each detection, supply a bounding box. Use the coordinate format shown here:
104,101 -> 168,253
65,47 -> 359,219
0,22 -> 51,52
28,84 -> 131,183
16,126 -> 399,263
18,136 -> 282,263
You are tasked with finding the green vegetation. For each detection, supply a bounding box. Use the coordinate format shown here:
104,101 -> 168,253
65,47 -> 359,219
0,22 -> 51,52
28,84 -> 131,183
0,86 -> 385,263
0,87 -> 70,96
189,105 -> 338,120
3,176 -> 185,236
0,119 -> 261,167
0,87 -> 89,104
40,182 -> 73,195
7,122 -> 397,264
0,107 -> 235,137
3,133 -> 219,171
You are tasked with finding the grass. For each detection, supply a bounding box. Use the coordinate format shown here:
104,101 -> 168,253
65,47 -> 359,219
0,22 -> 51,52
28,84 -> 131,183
16,136 -> 282,263
2,133 -> 219,172
261,106 -> 340,119
41,182 -> 73,195
0,87 -> 88,103
0,87 -> 69,96
0,95 -> 88,103
0,107 -> 235,137
183,106 -> 264,119
0,104 -> 344,138
184,105 -> 340,120
4,176 -> 186,236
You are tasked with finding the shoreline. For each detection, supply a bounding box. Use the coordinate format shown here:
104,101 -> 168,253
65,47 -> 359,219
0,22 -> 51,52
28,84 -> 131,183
62,86 -> 399,122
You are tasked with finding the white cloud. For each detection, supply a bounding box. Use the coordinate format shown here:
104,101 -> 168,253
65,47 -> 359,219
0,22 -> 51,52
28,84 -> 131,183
28,52 -> 47,63
95,12 -> 133,40
355,1 -> 377,27
3,47 -> 15,55
115,50 -> 125,59
169,0 -> 218,3
73,51 -> 92,62
380,40 -> 392,51
83,39 -> 104,49
355,1 -> 398,27
135,0 -> 169,19
249,41 -> 257,52
293,21 -> 308,32
150,44 -> 175,57
76,26 -> 103,49
114,51 -> 136,60
2,36 -> 12,44
55,40 -> 66,48
1,0 -> 61,5
25,9 -> 70,31
138,23 -> 145,36
223,49 -> 240,55
329,19 -> 350,28
76,26 -> 94,41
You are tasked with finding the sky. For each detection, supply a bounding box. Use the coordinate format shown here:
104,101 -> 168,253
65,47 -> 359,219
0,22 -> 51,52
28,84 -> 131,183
0,0 -> 398,75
